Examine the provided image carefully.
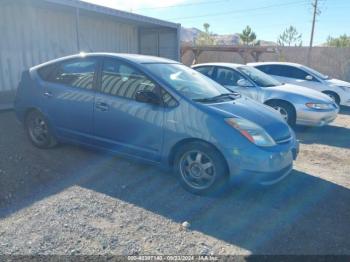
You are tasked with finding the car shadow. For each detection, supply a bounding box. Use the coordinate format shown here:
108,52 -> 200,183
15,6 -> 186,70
79,167 -> 350,254
295,124 -> 350,149
1,150 -> 349,254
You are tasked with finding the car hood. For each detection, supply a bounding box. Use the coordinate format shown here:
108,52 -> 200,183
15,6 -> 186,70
269,83 -> 334,103
326,78 -> 350,87
208,96 -> 292,142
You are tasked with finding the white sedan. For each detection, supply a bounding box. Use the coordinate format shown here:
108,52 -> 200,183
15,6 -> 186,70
249,62 -> 350,107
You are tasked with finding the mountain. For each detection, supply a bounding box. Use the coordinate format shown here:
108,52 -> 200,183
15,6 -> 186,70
180,27 -> 202,44
212,33 -> 240,45
180,27 -> 276,46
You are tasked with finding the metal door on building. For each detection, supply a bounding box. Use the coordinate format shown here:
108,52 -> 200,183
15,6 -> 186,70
139,29 -> 179,61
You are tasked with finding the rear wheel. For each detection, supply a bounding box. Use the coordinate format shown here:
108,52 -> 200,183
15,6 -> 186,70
174,142 -> 229,195
323,91 -> 340,106
25,110 -> 57,149
266,101 -> 296,126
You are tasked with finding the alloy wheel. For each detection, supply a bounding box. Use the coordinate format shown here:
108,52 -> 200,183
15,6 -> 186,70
179,150 -> 216,190
28,115 -> 49,145
273,106 -> 289,122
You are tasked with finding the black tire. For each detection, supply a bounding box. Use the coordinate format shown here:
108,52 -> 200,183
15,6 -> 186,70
25,110 -> 57,149
323,91 -> 340,106
266,101 -> 296,127
174,141 -> 229,195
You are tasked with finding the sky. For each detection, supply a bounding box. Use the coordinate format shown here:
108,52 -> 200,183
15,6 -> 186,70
83,0 -> 350,46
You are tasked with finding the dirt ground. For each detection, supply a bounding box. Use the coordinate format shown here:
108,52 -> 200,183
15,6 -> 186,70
0,108 -> 349,255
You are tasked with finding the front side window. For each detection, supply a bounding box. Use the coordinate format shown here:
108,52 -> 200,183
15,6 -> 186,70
238,66 -> 281,87
48,58 -> 97,89
302,66 -> 328,80
101,59 -> 157,100
161,89 -> 178,107
285,66 -> 309,79
144,63 -> 231,100
215,67 -> 246,86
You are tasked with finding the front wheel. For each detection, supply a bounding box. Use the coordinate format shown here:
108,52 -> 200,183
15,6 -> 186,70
25,110 -> 57,149
267,101 -> 296,127
323,91 -> 340,106
174,142 -> 229,195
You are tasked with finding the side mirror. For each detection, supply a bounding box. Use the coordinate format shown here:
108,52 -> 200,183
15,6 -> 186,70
135,90 -> 160,105
305,75 -> 313,81
237,79 -> 254,88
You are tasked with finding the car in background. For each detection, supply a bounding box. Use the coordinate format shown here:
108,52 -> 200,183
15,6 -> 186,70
249,62 -> 350,107
14,53 -> 299,195
192,63 -> 339,127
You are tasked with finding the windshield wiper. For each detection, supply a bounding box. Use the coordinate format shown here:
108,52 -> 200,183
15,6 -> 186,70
193,92 -> 241,103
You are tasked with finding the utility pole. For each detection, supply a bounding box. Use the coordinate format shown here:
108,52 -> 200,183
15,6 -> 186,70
307,0 -> 319,66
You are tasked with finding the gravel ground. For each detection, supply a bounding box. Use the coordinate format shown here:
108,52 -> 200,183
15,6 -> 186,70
0,109 -> 349,255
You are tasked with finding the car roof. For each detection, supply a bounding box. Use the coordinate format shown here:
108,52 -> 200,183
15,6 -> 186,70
192,62 -> 245,69
248,61 -> 303,68
32,52 -> 178,70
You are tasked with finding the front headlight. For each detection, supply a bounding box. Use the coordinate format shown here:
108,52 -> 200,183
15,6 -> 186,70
225,118 -> 276,147
305,103 -> 333,110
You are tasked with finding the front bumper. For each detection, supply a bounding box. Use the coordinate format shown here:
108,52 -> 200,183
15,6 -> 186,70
244,164 -> 293,185
221,139 -> 299,185
296,105 -> 339,126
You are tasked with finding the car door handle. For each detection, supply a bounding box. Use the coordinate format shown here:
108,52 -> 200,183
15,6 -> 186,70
44,91 -> 53,98
96,102 -> 109,111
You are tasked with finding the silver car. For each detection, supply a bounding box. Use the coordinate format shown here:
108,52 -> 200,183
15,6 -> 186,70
192,63 -> 339,127
249,62 -> 350,107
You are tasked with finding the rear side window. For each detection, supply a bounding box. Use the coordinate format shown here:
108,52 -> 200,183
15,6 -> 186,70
259,65 -> 308,80
46,58 -> 98,90
194,66 -> 215,78
100,59 -> 157,100
255,65 -> 272,74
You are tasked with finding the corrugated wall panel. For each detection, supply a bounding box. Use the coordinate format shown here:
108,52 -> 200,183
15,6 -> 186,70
0,2 -> 77,96
139,31 -> 159,57
159,30 -> 178,60
0,2 -> 138,106
78,13 -> 138,53
139,29 -> 179,61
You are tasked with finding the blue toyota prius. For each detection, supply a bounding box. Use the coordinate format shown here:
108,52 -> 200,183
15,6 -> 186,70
14,53 -> 299,195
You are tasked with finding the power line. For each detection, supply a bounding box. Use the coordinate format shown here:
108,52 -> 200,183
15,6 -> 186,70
134,0 -> 231,11
168,0 -> 309,20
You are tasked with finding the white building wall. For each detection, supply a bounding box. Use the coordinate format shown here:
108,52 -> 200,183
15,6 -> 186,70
0,1 -> 139,108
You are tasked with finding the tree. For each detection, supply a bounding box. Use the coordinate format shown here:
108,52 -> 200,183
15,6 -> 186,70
277,26 -> 302,46
194,23 -> 216,46
239,26 -> 257,46
326,35 -> 350,47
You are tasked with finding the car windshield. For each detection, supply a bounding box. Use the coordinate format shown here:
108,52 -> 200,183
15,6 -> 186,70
302,66 -> 329,80
237,66 -> 282,87
144,63 -> 232,101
